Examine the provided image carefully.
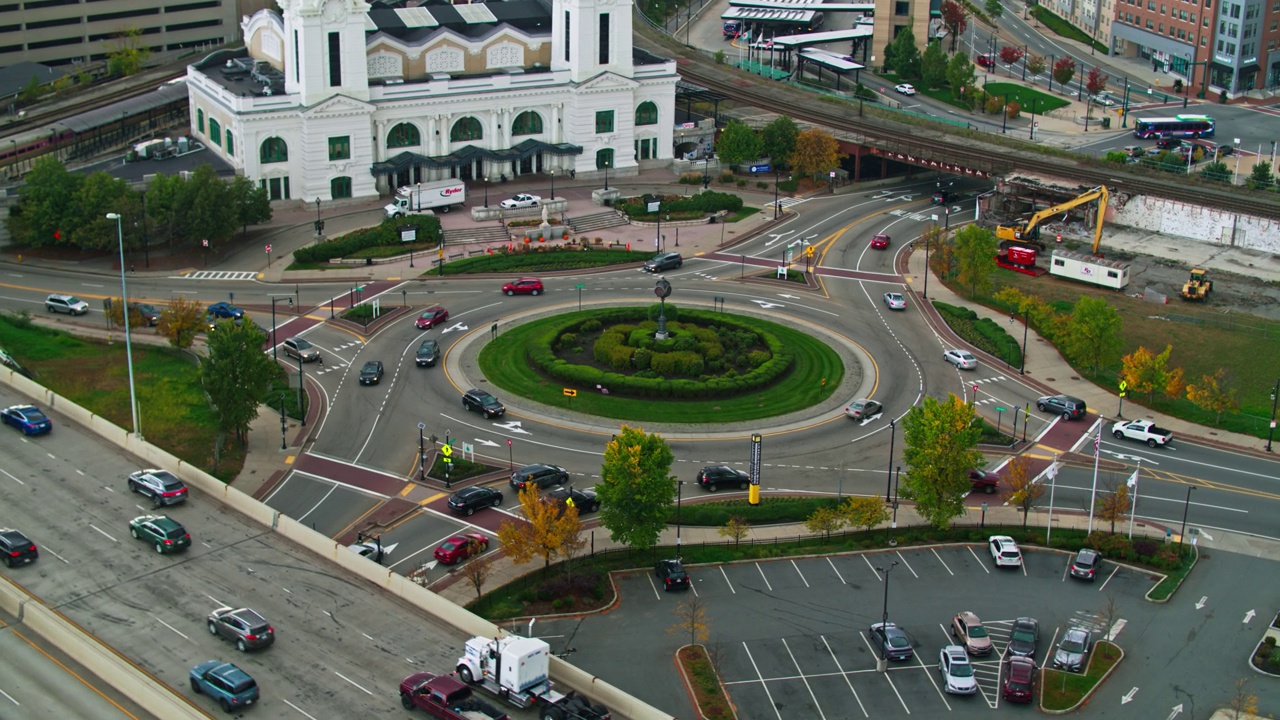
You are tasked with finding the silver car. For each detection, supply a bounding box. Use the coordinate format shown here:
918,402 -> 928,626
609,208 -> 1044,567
207,607 -> 275,652
944,349 -> 978,370
883,292 -> 907,310
282,337 -> 320,362
1052,627 -> 1092,672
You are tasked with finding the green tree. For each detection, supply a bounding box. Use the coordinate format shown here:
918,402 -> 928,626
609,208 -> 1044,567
717,516 -> 751,546
984,0 -> 1003,23
7,157 -> 83,246
1059,296 -> 1123,373
172,164 -> 238,245
73,171 -> 134,250
951,224 -> 998,297
900,394 -> 984,530
887,27 -> 922,80
715,120 -> 762,170
106,28 -> 151,77
1200,160 -> 1232,182
922,41 -> 948,89
760,116 -> 798,169
842,496 -> 889,534
946,53 -> 976,102
790,128 -> 843,182
201,320 -> 276,447
1247,162 -> 1275,190
158,296 -> 205,349
804,506 -> 844,539
596,425 -> 676,550
230,175 -> 273,235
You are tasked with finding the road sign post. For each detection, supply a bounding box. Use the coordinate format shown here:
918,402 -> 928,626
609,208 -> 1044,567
1118,380 -> 1128,418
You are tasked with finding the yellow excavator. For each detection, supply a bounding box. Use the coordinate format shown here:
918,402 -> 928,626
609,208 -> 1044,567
1180,268 -> 1213,301
995,186 -> 1109,254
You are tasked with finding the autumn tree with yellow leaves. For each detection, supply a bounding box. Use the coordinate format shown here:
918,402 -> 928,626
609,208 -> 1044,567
900,394 -> 984,529
1001,456 -> 1043,528
1120,345 -> 1184,404
1186,368 -> 1239,425
595,425 -> 676,550
790,128 -> 845,183
495,484 -> 582,571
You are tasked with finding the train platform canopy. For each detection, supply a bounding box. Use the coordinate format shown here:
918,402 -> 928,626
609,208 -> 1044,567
798,48 -> 864,71
721,7 -> 822,23
772,25 -> 874,47
57,81 -> 189,134
675,80 -> 728,103
729,0 -> 875,9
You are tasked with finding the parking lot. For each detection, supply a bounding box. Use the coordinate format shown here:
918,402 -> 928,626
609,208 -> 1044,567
530,543 -> 1157,719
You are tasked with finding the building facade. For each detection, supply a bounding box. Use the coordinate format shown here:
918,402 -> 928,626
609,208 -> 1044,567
0,0 -> 238,68
184,0 -> 679,202
1109,0 -> 1206,89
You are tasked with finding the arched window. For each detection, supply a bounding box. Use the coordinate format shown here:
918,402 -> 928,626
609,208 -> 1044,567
387,122 -> 421,148
635,101 -> 658,126
595,148 -> 614,170
331,176 -> 352,199
209,118 -> 222,148
511,111 -> 543,136
450,116 -> 483,142
260,137 -> 288,163
197,109 -> 204,134
225,129 -> 234,157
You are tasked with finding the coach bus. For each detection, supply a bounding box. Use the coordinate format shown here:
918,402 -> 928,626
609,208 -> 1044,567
1132,114 -> 1216,139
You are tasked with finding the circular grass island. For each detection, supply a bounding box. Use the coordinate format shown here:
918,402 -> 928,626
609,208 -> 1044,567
476,304 -> 847,423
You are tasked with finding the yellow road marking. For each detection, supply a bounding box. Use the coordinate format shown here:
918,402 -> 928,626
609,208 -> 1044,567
12,628 -> 144,720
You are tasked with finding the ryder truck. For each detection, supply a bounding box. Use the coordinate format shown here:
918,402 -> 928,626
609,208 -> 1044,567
384,179 -> 466,218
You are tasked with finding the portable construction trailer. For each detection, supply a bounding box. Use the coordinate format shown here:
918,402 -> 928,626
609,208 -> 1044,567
1048,249 -> 1130,290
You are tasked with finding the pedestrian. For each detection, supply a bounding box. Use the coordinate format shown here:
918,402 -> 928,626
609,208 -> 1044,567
318,354 -> 324,366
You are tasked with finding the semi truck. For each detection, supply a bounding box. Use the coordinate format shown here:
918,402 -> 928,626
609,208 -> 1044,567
385,180 -> 466,218
455,634 -> 611,720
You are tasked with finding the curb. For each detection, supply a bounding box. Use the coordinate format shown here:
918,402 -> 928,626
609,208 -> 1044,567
1040,641 -> 1125,715
1247,613 -> 1280,677
673,644 -> 738,720
1143,544 -> 1195,604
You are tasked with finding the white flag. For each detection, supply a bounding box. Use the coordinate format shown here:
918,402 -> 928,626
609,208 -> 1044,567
1126,468 -> 1139,488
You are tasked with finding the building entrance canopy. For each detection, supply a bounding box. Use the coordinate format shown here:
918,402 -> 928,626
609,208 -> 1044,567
372,138 -> 583,176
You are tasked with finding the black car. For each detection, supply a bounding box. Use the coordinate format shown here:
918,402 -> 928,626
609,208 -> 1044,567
415,339 -> 440,367
545,485 -> 600,513
869,622 -> 914,661
932,190 -> 955,205
207,607 -> 275,652
510,464 -> 569,491
655,558 -> 690,590
462,388 -> 505,418
1069,548 -> 1102,581
695,465 -> 750,492
643,252 -> 683,272
447,486 -> 503,516
1037,394 -> 1087,420
1007,617 -> 1040,658
359,361 -> 384,385
130,303 -> 161,326
127,468 -> 189,507
0,528 -> 38,567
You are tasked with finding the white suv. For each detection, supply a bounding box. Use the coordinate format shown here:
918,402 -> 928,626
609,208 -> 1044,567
989,535 -> 1022,568
46,294 -> 89,315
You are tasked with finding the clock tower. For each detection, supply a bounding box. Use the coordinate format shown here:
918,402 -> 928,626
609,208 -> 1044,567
278,0 -> 371,106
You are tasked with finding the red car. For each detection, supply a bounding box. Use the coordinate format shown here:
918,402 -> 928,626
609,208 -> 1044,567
433,533 -> 489,565
502,278 -> 544,296
415,306 -> 449,329
870,234 -> 890,249
976,53 -> 996,68
1003,656 -> 1037,703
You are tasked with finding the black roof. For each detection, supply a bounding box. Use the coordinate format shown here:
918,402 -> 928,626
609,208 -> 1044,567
0,61 -> 67,100
368,0 -> 552,41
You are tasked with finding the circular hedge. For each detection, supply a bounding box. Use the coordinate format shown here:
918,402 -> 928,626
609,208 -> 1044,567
477,306 -> 846,423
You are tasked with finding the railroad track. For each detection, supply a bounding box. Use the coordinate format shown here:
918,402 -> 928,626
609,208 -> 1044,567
642,28 -> 1279,217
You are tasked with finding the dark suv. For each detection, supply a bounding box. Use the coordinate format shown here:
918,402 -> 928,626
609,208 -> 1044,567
415,339 -> 440,367
511,463 -> 569,491
189,661 -> 260,712
655,558 -> 690,590
462,388 -> 505,418
644,252 -> 683,272
0,528 -> 38,567
207,607 -> 275,652
1037,394 -> 1086,420
127,468 -> 189,506
695,465 -> 750,492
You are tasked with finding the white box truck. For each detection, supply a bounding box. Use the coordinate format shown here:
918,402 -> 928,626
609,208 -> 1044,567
384,180 -> 466,218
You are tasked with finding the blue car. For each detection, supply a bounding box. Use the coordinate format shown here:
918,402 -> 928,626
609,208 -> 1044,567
189,661 -> 259,712
2,405 -> 52,435
207,302 -> 245,320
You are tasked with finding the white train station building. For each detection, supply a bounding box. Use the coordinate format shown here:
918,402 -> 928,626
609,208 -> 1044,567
184,0 -> 680,201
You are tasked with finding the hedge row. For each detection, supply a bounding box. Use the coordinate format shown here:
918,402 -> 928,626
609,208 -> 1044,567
293,215 -> 441,263
617,191 -> 744,219
526,307 -> 793,399
443,248 -> 652,275
932,301 -> 1023,368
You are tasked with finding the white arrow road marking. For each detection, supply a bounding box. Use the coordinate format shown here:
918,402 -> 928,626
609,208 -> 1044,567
421,560 -> 439,571
492,420 -> 531,435
1121,688 -> 1138,704
1099,449 -> 1160,464
1195,596 -> 1207,609
441,322 -> 469,334
1167,703 -> 1184,720
861,413 -> 884,426
779,294 -> 799,299
1245,609 -> 1257,623
764,231 -> 796,246
473,438 -> 500,447
751,300 -> 786,309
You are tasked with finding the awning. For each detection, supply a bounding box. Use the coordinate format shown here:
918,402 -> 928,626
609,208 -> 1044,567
372,138 -> 583,175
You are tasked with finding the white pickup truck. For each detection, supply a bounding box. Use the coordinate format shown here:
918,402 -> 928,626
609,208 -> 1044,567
1111,419 -> 1173,448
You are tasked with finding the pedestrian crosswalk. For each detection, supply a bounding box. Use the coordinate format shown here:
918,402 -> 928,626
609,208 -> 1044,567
774,197 -> 809,209
180,271 -> 260,281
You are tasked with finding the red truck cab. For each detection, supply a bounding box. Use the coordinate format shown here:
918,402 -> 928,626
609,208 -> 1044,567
399,672 -> 509,720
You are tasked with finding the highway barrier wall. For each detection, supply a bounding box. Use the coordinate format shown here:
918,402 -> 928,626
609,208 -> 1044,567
0,365 -> 674,720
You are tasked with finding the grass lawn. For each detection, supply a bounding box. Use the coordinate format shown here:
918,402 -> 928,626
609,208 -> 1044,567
879,72 -> 971,113
1041,641 -> 1122,710
984,82 -> 1070,113
1031,7 -> 1110,54
725,206 -> 760,223
476,309 -> 844,424
678,646 -> 733,720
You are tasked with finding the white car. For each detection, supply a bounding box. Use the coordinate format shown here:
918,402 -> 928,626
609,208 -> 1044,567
895,83 -> 917,95
989,535 -> 1022,568
883,292 -> 907,310
944,349 -> 978,370
938,645 -> 978,695
499,193 -> 542,209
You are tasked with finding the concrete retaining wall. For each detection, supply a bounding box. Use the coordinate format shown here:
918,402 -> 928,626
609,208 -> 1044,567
0,365 -> 672,720
1112,194 -> 1280,251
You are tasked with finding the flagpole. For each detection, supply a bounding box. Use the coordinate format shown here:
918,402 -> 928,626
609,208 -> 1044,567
1046,455 -> 1060,544
1087,420 -> 1102,535
1127,458 -> 1141,539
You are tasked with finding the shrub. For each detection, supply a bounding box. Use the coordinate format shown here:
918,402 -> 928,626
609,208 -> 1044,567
294,214 -> 441,263
647,303 -> 679,323
555,332 -> 577,351
580,319 -> 601,332
1132,539 -> 1157,557
633,347 -> 653,370
746,349 -> 771,367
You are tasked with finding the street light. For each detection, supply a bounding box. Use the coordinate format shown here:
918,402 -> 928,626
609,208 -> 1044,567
549,169 -> 555,202
885,418 -> 896,501
877,560 -> 899,652
1010,308 -> 1029,374
891,466 -> 900,528
1267,380 -> 1279,452
1178,485 -> 1197,551
269,296 -> 292,362
483,177 -> 489,208
105,213 -> 141,439
675,480 -> 686,557
603,160 -> 610,191
773,169 -> 780,220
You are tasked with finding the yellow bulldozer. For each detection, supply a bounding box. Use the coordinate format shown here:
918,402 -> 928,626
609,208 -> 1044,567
1180,268 -> 1213,301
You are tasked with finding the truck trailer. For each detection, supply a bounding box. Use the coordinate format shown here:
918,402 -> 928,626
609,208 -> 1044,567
385,180 -> 466,218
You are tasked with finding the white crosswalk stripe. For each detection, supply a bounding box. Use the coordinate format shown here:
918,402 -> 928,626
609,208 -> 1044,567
774,197 -> 809,208
180,271 -> 260,280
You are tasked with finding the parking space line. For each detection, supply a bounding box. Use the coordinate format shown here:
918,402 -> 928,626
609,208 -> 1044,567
690,581 -> 700,597
821,636 -> 869,717
1098,565 -> 1121,592
863,555 -> 882,579
782,638 -> 826,720
647,574 -> 662,600
895,551 -> 919,578
971,660 -> 1001,708
719,566 -> 736,593
934,548 -> 957,575
825,557 -> 847,584
881,669 -> 911,714
790,560 -> 810,588
742,643 -> 783,720
755,563 -> 774,592
914,649 -> 952,710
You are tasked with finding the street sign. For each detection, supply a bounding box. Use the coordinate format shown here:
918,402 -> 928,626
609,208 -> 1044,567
749,164 -> 771,174
805,246 -> 814,257
418,422 -> 426,430
995,406 -> 1008,412
563,388 -> 578,397
575,284 -> 585,289
265,244 -> 272,254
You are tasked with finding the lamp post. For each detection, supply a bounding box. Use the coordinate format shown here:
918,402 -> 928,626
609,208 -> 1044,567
891,466 -> 900,527
603,160 -> 610,191
773,169 -> 780,220
105,213 -> 141,439
1178,485 -> 1197,550
314,198 -> 323,237
549,169 -> 555,201
1266,380 -> 1278,452
1121,77 -> 1131,128
675,480 -> 686,557
1030,99 -> 1038,139
419,425 -> 426,482
269,296 -> 292,362
279,396 -> 287,450
1048,54 -> 1055,92
295,353 -> 305,426
876,559 -> 900,670
885,418 -> 896,501
483,177 -> 489,208
1010,308 -> 1029,374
